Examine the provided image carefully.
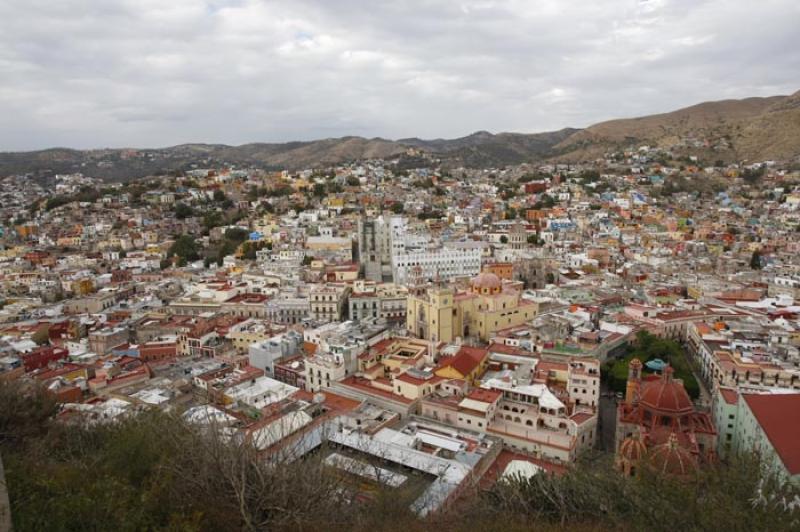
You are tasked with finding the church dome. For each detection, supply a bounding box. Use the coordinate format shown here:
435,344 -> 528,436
648,433 -> 697,476
639,366 -> 693,415
471,272 -> 502,291
619,435 -> 648,462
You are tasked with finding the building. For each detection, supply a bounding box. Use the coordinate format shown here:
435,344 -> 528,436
309,284 -> 351,323
348,281 -> 407,323
248,330 -> 303,377
615,360 -> 717,477
392,247 -> 481,286
406,273 -> 538,343
357,215 -> 405,282
88,327 -> 129,355
713,388 -> 800,483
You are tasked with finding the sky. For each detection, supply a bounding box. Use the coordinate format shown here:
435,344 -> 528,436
1,0 -> 798,151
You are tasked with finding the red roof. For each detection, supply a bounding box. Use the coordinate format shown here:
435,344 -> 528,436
743,393 -> 800,475
719,388 -> 738,406
437,346 -> 487,377
466,388 -> 502,403
639,368 -> 693,414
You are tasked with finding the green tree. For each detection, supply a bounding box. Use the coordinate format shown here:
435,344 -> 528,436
173,202 -> 194,219
750,250 -> 763,270
167,235 -> 200,266
213,189 -> 228,202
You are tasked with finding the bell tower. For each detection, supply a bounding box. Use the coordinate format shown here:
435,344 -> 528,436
625,358 -> 643,405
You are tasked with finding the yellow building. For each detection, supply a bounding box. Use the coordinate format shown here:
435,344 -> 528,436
406,273 -> 538,343
72,278 -> 95,296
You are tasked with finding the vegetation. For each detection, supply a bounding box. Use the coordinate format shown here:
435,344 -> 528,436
174,202 -> 195,219
741,166 -> 765,184
533,194 -> 556,210
1,380 -> 797,531
750,250 -> 763,270
481,453 -> 799,531
166,235 -> 201,267
603,330 -> 700,399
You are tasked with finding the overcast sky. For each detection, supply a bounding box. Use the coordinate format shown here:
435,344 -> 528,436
1,0 -> 798,151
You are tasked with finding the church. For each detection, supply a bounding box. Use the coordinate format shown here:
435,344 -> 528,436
406,272 -> 538,343
615,358 -> 717,477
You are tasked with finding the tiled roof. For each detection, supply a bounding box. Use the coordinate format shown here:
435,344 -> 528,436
743,393 -> 800,475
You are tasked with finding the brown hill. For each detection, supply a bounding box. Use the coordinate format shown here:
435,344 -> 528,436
554,91 -> 800,162
2,90 -> 799,181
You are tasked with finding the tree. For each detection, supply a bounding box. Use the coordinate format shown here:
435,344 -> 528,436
224,227 -> 249,243
31,326 -> 50,346
750,250 -> 763,270
389,202 -> 405,214
174,202 -> 194,219
346,176 -> 360,187
499,235 -> 509,244
312,183 -> 326,197
742,166 -> 765,184
203,211 -> 224,232
213,189 -> 228,203
505,208 -> 517,220
167,235 -> 200,266
527,233 -> 543,246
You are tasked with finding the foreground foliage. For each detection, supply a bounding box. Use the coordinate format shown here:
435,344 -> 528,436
0,380 -> 797,531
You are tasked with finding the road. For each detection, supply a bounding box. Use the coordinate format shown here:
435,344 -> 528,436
596,380 -> 617,453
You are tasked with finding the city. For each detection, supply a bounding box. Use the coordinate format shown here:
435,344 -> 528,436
1,0 -> 799,530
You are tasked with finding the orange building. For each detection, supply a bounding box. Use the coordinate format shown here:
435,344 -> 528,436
482,262 -> 513,280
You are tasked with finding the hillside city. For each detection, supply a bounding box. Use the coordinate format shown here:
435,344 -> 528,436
1,138 -> 800,529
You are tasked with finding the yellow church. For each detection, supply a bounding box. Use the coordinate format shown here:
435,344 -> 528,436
406,273 -> 538,343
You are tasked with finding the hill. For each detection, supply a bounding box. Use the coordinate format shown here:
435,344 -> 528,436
1,89 -> 799,180
554,90 -> 800,162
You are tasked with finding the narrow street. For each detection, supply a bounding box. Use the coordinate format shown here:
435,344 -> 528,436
596,380 -> 617,453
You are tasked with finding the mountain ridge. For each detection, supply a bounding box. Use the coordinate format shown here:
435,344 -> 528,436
2,90 -> 799,180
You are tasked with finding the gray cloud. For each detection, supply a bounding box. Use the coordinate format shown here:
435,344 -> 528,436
0,0 -> 797,150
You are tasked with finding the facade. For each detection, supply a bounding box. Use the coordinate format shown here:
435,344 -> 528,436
713,388 -> 800,483
392,247 -> 481,286
357,215 -> 405,282
615,360 -> 717,477
88,327 -> 129,355
266,295 -> 310,325
406,273 -> 538,343
309,284 -> 350,323
248,330 -> 303,377
348,281 -> 408,323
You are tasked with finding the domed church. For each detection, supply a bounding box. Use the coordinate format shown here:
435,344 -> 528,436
406,272 -> 538,343
614,358 -> 717,477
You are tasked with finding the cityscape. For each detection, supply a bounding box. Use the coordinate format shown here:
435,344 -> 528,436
1,1 -> 799,531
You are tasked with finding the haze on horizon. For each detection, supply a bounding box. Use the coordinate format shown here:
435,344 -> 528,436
1,0 -> 798,152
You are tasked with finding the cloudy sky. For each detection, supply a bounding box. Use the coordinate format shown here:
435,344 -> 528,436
1,0 -> 798,150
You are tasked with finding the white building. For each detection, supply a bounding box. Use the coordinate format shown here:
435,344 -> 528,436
392,247 -> 481,285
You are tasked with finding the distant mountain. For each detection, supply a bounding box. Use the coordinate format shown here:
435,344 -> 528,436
0,129 -> 579,181
1,90 -> 798,181
554,90 -> 800,162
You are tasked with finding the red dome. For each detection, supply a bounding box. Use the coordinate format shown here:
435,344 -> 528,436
471,272 -> 502,290
619,435 -> 647,462
639,367 -> 693,414
648,433 -> 697,476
